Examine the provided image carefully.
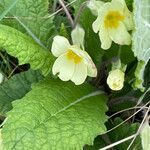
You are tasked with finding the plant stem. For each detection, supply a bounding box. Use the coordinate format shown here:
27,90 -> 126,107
74,1 -> 88,28
100,134 -> 136,150
58,0 -> 74,28
127,105 -> 150,150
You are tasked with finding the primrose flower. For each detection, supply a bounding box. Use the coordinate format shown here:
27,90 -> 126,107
87,0 -> 104,16
92,0 -> 134,50
51,36 -> 97,85
107,69 -> 125,91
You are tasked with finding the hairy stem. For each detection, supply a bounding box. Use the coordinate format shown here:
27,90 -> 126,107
58,0 -> 74,28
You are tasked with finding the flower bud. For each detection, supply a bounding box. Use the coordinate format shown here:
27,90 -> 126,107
107,69 -> 125,91
71,25 -> 85,50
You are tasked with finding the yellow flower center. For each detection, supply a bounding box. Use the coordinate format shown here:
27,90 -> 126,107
104,11 -> 125,28
112,81 -> 120,89
67,50 -> 82,64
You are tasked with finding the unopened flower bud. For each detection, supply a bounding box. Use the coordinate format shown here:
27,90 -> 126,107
107,69 -> 125,91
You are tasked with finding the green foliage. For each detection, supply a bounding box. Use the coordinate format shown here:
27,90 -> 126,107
0,24 -> 54,75
0,0 -> 56,47
107,118 -> 142,150
103,44 -> 135,65
86,118 -> 142,150
0,0 -> 148,149
1,79 -> 108,149
0,69 -> 43,116
0,0 -> 18,21
132,0 -> 150,90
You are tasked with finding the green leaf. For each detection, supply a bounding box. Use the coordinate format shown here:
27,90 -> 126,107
132,0 -> 150,90
0,0 -> 56,47
103,44 -> 135,65
1,79 -> 108,149
107,118 -> 142,150
0,24 -> 54,75
86,118 -> 142,150
0,0 -> 18,21
141,121 -> 150,150
0,69 -> 43,116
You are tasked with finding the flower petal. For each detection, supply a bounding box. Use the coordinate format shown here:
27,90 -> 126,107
110,0 -> 124,11
92,14 -> 102,33
81,51 -> 97,77
108,22 -> 131,45
71,61 -> 87,85
107,69 -> 125,91
87,62 -> 97,77
99,25 -> 112,50
88,0 -> 105,16
52,54 -> 75,81
69,46 -> 97,77
112,0 -> 134,30
51,36 -> 70,57
123,12 -> 134,31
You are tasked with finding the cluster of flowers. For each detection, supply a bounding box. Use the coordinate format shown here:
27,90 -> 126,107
51,0 -> 134,91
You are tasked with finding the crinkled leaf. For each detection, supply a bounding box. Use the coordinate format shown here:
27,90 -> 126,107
0,69 -> 43,116
0,24 -> 55,75
132,0 -> 150,90
0,0 -> 56,47
0,0 -> 18,21
1,79 -> 108,149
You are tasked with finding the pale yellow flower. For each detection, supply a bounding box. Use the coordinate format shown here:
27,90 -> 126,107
87,0 -> 104,16
51,36 -> 97,85
107,69 -> 125,91
92,0 -> 134,50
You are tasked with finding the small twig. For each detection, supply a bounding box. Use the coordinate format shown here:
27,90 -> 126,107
109,106 -> 149,119
100,134 -> 136,150
0,52 -> 8,65
4,0 -> 77,20
0,52 -> 23,72
58,0 -> 74,28
137,87 -> 150,105
74,1 -> 88,28
7,65 -> 19,78
103,101 -> 150,135
127,105 -> 150,150
53,0 -> 58,12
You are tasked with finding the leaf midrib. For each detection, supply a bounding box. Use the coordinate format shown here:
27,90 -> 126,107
11,91 -> 103,149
